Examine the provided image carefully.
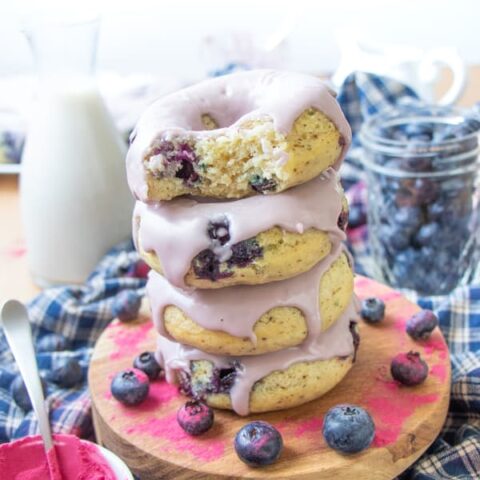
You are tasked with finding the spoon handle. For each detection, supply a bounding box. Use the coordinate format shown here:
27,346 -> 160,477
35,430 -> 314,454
1,300 -> 53,451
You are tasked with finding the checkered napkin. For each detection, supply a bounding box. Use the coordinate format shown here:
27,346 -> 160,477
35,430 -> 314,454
1,73 -> 479,479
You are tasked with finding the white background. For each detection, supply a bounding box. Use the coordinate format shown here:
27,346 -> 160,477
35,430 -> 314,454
0,0 -> 478,79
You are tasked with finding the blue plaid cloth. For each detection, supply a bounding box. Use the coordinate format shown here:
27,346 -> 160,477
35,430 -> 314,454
1,73 -> 479,479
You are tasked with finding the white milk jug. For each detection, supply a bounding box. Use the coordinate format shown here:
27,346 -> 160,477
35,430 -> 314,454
21,17 -> 133,286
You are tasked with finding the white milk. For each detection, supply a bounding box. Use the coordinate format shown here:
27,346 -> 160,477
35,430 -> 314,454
21,81 -> 133,286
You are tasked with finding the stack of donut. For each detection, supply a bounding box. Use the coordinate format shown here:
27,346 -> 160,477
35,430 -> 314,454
126,70 -> 358,416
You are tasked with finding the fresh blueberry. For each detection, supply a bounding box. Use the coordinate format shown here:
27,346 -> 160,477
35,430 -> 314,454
413,223 -> 441,247
360,297 -> 385,324
393,207 -> 423,233
406,310 -> 439,340
347,204 -> 367,229
322,404 -> 375,454
177,400 -> 214,436
110,368 -> 149,406
405,123 -> 434,140
11,375 -> 48,411
111,291 -> 142,322
234,421 -> 283,467
36,333 -> 69,353
414,178 -> 438,204
46,358 -> 83,388
380,225 -> 410,251
391,351 -> 428,386
133,352 -> 162,380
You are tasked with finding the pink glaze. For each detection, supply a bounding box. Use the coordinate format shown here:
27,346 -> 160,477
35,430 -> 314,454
0,434 -> 118,480
125,412 -> 225,462
364,379 -> 439,447
155,295 -> 358,416
108,320 -> 152,360
148,242 -> 349,346
135,168 -> 345,289
126,70 -> 352,201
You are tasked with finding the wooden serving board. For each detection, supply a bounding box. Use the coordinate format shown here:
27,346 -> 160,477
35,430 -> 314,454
89,276 -> 451,480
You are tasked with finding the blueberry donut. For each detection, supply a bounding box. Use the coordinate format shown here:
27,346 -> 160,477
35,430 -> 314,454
155,300 -> 359,415
135,170 -> 348,289
127,70 -> 351,201
148,248 -> 354,356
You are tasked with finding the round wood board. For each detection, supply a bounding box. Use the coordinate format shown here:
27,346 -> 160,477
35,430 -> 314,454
89,276 -> 451,480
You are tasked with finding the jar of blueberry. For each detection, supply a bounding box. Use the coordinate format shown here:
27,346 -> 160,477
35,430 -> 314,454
360,104 -> 480,295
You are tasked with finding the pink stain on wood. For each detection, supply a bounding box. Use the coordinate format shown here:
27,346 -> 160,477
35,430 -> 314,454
294,417 -> 323,436
430,364 -> 448,383
126,412 -> 225,462
108,321 -> 153,360
364,378 -> 439,448
423,337 -> 448,359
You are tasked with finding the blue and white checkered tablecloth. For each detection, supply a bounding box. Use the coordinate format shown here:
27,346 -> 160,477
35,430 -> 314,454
1,73 -> 479,479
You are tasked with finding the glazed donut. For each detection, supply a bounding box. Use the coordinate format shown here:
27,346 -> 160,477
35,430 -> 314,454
134,169 -> 348,289
148,251 -> 354,356
127,70 -> 351,201
155,299 -> 359,415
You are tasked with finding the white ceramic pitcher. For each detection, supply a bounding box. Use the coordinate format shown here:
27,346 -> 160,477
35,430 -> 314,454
20,15 -> 133,287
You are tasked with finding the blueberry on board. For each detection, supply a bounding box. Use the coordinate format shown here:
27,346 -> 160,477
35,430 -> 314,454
36,333 -> 69,353
133,352 -> 163,380
46,358 -> 83,388
360,297 -> 385,324
110,368 -> 149,406
322,404 -> 375,454
111,290 -> 142,322
391,351 -> 428,386
406,310 -> 439,340
234,421 -> 283,467
177,400 -> 214,436
11,375 -> 48,411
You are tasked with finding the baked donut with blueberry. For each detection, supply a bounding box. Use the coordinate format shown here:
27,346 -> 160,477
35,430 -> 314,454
127,70 -> 351,201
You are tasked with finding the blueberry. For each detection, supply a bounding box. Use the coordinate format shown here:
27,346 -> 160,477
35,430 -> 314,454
414,178 -> 438,204
380,225 -> 410,251
228,239 -> 263,268
133,352 -> 162,380
405,123 -> 434,140
393,207 -> 423,233
11,375 -> 48,411
360,297 -> 385,324
36,333 -> 69,353
177,400 -> 214,436
391,351 -> 428,386
192,249 -> 231,281
46,358 -> 83,388
249,176 -> 277,193
234,421 -> 283,467
322,404 -> 375,454
207,217 -> 230,245
413,223 -> 441,247
111,291 -> 142,322
212,364 -> 238,393
110,368 -> 149,406
406,310 -> 439,340
347,204 -> 367,229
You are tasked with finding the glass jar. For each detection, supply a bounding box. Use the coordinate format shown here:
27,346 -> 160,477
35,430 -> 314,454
359,104 -> 480,296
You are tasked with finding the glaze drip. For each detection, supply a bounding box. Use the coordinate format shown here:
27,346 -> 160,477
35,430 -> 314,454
136,169 -> 345,289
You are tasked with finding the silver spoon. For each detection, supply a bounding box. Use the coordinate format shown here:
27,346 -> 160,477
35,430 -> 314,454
1,299 -> 61,479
